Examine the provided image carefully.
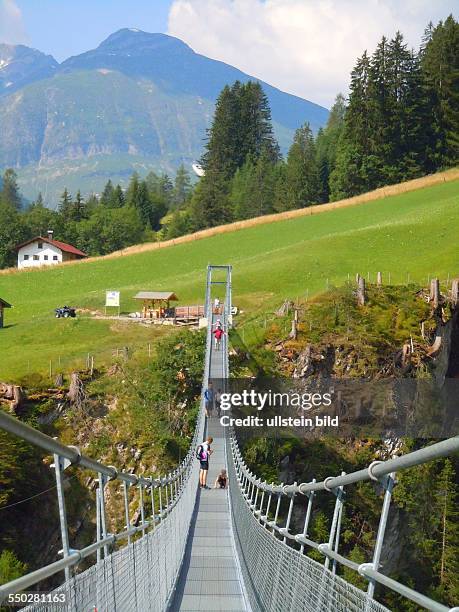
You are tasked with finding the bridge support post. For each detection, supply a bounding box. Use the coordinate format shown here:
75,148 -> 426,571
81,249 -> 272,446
139,482 -> 146,537
272,489 -> 283,534
324,474 -> 346,571
263,490 -> 273,528
366,472 -> 396,602
283,483 -> 296,544
150,482 -> 156,529
299,479 -> 316,554
123,480 -> 132,545
52,454 -> 71,583
98,472 -> 109,558
159,483 -> 163,521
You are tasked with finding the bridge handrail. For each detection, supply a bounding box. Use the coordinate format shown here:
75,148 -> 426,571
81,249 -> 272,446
0,272 -> 216,606
230,432 -> 459,612
233,436 -> 459,495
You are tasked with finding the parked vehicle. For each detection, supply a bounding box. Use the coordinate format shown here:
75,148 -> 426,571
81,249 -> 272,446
55,306 -> 76,318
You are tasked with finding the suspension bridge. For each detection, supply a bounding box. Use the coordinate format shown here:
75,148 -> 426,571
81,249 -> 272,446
0,265 -> 458,611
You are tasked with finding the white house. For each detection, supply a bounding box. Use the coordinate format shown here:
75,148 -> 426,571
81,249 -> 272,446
15,231 -> 87,269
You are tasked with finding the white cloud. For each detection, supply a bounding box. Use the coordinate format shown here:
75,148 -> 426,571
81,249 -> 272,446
0,0 -> 28,45
168,0 -> 458,108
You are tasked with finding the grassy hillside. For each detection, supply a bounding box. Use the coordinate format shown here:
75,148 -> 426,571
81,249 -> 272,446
0,178 -> 458,380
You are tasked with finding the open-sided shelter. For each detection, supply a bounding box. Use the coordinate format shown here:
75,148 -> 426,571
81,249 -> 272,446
133,291 -> 178,319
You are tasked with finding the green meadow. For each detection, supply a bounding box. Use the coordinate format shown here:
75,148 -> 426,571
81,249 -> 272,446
0,179 -> 458,381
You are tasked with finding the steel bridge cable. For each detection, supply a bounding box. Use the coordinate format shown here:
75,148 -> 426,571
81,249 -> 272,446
0,475 -> 79,511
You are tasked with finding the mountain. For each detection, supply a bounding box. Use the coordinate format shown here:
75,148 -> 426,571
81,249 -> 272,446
0,44 -> 58,96
0,29 -> 329,203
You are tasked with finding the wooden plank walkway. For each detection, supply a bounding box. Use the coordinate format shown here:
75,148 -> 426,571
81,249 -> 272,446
169,318 -> 248,611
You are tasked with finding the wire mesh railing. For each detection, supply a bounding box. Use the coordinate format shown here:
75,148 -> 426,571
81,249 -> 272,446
0,273 -> 215,611
228,432 -> 459,612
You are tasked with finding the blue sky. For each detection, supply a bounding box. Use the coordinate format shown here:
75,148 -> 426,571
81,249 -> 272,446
14,0 -> 173,61
1,0 -> 458,106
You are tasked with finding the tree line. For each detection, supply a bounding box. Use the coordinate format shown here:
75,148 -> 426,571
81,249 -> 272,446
0,16 -> 457,268
0,165 -> 192,268
181,15 -> 458,233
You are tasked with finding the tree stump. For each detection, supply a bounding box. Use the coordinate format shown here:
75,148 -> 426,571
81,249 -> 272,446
67,372 -> 86,409
430,278 -> 440,308
452,279 -> 459,306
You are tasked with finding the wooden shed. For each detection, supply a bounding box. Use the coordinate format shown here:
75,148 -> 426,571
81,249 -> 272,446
133,291 -> 178,319
0,298 -> 12,329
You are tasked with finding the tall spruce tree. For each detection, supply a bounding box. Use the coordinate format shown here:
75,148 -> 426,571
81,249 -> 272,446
58,188 -> 73,221
1,169 -> 21,210
194,80 -> 280,228
316,94 -> 346,202
100,180 -> 115,207
283,123 -> 320,209
172,164 -> 192,209
330,51 -> 372,200
421,15 -> 459,167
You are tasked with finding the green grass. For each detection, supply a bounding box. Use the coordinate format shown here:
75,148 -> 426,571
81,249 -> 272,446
1,179 -> 458,381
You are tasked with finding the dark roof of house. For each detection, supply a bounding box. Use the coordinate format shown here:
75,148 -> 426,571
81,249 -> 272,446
14,236 -> 87,257
134,291 -> 178,301
0,298 -> 12,308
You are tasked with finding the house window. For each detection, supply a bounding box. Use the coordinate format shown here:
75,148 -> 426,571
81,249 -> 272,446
33,255 -> 39,261
44,255 -> 48,261
23,254 -> 29,261
53,255 -> 58,261
38,242 -> 43,249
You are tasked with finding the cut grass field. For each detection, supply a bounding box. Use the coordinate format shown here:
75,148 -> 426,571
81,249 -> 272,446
0,176 -> 458,381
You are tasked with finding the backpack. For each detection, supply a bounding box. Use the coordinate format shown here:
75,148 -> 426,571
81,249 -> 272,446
196,444 -> 208,461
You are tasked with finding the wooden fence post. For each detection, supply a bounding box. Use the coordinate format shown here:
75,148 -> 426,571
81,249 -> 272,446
377,272 -> 382,287
357,276 -> 366,306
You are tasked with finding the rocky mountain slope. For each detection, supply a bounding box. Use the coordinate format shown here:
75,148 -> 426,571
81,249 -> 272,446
0,29 -> 328,203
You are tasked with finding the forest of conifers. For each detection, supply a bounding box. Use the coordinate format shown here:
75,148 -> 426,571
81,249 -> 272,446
0,16 -> 457,268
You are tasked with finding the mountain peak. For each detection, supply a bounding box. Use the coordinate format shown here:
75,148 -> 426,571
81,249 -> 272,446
0,43 -> 57,96
97,28 -> 191,54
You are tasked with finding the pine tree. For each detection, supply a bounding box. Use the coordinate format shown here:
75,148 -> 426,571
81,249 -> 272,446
70,190 -> 87,222
110,185 -> 125,208
240,81 -> 280,164
173,164 -> 192,209
201,83 -> 244,180
330,52 -> 371,200
58,188 -> 73,220
1,169 -> 21,210
126,173 -> 140,208
137,181 -> 152,227
316,94 -> 346,202
194,80 -> 280,228
435,459 -> 459,605
100,180 -> 115,207
421,15 -> 459,167
284,123 -> 320,209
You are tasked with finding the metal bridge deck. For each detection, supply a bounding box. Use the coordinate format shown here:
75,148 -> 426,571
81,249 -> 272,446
170,319 -> 248,611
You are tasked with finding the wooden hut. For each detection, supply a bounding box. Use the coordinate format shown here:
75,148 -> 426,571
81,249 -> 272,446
133,291 -> 178,319
0,298 -> 12,329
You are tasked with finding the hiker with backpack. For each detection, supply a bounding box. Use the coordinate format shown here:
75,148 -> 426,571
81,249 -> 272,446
196,436 -> 213,489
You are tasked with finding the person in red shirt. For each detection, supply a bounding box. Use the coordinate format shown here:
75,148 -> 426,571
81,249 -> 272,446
213,325 -> 224,350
